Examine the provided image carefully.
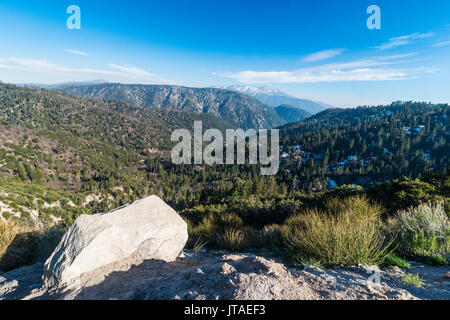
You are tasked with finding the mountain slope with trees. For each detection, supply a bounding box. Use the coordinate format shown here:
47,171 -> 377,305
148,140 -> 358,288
0,82 -> 232,223
275,104 -> 311,123
278,101 -> 449,189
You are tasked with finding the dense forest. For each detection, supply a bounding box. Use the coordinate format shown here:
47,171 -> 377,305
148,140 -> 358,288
279,101 -> 449,188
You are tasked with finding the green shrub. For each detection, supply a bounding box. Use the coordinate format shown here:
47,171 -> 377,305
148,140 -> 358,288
0,226 -> 35,271
217,228 -> 248,252
32,226 -> 65,262
2,211 -> 13,220
186,214 -> 215,247
389,202 -> 449,263
293,257 -> 325,270
187,212 -> 247,247
216,212 -> 245,231
412,253 -> 448,266
285,196 -> 392,266
401,273 -> 423,288
192,237 -> 208,254
384,253 -> 411,269
260,224 -> 286,249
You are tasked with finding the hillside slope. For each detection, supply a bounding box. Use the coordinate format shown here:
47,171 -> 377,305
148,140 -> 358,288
0,83 -> 232,224
275,104 -> 311,123
278,102 -> 449,187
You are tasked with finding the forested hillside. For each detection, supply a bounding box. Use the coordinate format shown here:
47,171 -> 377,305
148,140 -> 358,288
0,83 -> 232,224
278,101 -> 449,189
275,104 -> 311,123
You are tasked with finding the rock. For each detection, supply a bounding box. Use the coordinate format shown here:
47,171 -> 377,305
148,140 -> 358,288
43,196 -> 188,287
390,266 -> 403,273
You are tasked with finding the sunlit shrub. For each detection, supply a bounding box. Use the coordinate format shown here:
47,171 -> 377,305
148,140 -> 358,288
388,202 -> 449,264
0,220 -> 65,272
285,196 -> 391,266
217,228 -> 248,252
0,219 -> 24,260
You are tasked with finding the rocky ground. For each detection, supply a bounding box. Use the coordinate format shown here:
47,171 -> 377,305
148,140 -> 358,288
1,250 -> 449,300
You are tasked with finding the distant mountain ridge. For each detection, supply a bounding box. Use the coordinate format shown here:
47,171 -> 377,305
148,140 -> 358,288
57,83 -> 285,129
223,85 -> 332,115
18,80 -> 109,90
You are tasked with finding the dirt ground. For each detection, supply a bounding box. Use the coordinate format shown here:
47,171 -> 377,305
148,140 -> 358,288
1,250 -> 449,300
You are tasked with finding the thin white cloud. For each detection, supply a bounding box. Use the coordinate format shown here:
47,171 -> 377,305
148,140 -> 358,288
64,49 -> 92,56
301,49 -> 346,63
0,63 -> 24,71
108,64 -> 157,77
432,40 -> 450,48
0,57 -> 170,83
6,58 -> 63,71
375,32 -> 434,50
215,54 -> 429,84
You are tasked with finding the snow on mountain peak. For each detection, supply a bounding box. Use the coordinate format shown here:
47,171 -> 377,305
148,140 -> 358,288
226,85 -> 287,96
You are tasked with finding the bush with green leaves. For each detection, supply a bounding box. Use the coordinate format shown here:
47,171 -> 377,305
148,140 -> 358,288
260,224 -> 286,249
284,196 -> 392,267
401,273 -> 423,288
389,202 -> 449,264
217,228 -> 247,252
383,253 -> 411,269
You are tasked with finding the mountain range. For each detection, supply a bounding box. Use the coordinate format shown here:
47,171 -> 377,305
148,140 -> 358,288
20,81 -> 330,128
223,85 -> 333,115
56,83 -> 285,129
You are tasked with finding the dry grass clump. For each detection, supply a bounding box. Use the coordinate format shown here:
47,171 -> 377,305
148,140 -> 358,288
0,219 -> 25,259
186,212 -> 251,251
0,219 -> 64,272
0,219 -> 34,271
217,228 -> 248,252
260,224 -> 286,248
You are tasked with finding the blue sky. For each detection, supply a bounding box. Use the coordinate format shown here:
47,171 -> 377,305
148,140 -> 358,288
0,0 -> 449,107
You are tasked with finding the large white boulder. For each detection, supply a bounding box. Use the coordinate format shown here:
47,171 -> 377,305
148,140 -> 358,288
43,195 -> 188,287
